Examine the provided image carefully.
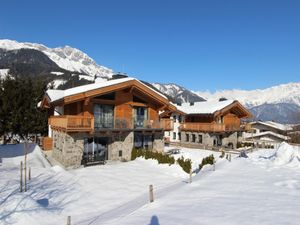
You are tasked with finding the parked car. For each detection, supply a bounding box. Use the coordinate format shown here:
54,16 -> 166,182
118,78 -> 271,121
166,148 -> 181,155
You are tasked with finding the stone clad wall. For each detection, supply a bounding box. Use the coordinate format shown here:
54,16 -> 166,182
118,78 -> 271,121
52,130 -> 85,168
153,131 -> 164,153
52,130 -> 165,167
109,132 -> 134,161
180,131 -> 238,149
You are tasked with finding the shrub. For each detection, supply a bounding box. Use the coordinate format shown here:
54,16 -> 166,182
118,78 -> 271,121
177,156 -> 192,174
131,148 -> 175,165
199,154 -> 215,170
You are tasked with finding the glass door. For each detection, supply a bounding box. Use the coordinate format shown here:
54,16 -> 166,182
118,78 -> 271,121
94,104 -> 114,129
134,107 -> 148,128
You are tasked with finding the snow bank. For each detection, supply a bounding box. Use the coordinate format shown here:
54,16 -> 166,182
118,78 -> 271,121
272,142 -> 300,167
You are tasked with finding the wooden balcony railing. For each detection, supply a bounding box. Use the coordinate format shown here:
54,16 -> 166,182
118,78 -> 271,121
49,115 -> 94,132
180,122 -> 241,132
49,116 -> 173,132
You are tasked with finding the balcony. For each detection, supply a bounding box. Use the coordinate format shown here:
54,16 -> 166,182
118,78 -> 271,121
49,116 -> 173,132
49,115 -> 94,132
180,122 -> 241,132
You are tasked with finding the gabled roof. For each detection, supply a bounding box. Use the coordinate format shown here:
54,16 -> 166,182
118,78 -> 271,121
245,131 -> 290,141
176,100 -> 252,118
41,77 -> 176,111
46,77 -> 167,103
250,121 -> 293,132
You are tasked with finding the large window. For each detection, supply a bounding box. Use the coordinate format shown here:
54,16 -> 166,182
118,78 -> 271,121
178,132 -> 181,140
192,134 -> 196,142
186,134 -> 189,142
134,132 -> 153,150
173,132 -> 176,140
94,104 -> 114,129
199,135 -> 203,143
134,107 -> 148,128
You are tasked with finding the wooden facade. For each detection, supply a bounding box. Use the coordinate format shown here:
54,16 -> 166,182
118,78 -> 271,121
42,79 -> 175,134
179,101 -> 251,133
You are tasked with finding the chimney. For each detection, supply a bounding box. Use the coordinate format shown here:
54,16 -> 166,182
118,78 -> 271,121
112,73 -> 128,80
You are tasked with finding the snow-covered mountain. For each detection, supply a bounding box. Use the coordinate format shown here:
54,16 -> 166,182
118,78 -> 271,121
152,82 -> 300,124
195,82 -> 300,108
0,39 -> 113,78
152,83 -> 205,103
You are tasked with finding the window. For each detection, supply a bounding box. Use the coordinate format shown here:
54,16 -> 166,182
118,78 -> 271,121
173,132 -> 176,140
178,132 -> 181,140
198,135 -> 203,144
178,115 -> 182,123
173,115 -> 177,122
192,134 -> 196,142
134,132 -> 153,150
94,104 -> 114,129
186,134 -> 189,142
134,107 -> 148,128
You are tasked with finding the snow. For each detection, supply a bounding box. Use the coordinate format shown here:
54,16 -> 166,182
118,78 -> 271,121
196,82 -> 300,107
251,121 -> 293,132
271,142 -> 300,167
0,69 -> 11,79
50,71 -> 64,76
177,99 -> 234,114
0,39 -> 114,78
1,143 -> 300,225
246,131 -> 290,141
48,79 -> 67,89
46,77 -> 168,103
78,74 -> 94,81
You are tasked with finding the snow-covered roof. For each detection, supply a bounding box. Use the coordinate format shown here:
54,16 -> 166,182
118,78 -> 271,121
251,121 -> 293,132
176,100 -> 234,114
46,77 -> 168,103
246,131 -> 290,141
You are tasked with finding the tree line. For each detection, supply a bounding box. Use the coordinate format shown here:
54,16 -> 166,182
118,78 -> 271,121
0,76 -> 48,143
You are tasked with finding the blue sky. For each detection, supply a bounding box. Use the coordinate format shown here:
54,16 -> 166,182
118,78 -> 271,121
0,0 -> 299,91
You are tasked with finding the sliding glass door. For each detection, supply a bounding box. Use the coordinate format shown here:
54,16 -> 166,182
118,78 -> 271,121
94,104 -> 114,129
134,107 -> 148,128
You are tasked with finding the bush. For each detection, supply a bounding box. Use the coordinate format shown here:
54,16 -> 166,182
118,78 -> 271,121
131,148 -> 175,165
199,154 -> 215,170
177,156 -> 192,174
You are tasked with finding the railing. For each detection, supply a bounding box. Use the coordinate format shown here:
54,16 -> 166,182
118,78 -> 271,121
180,122 -> 241,132
49,115 -> 94,132
49,116 -> 172,132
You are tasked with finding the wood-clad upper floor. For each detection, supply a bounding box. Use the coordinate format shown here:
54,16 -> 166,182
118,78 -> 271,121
41,77 -> 176,132
162,100 -> 252,133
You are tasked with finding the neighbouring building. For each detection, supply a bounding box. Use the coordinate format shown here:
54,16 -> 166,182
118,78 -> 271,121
243,121 -> 292,145
162,99 -> 252,149
40,76 -> 175,167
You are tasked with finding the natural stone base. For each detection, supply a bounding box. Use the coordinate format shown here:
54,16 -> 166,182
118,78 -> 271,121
51,130 -> 164,168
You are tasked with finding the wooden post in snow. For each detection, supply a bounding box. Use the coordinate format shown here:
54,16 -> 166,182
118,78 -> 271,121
189,169 -> 192,183
67,216 -> 71,225
24,142 -> 27,192
229,154 -> 231,162
20,161 -> 23,192
29,167 -> 31,181
213,159 -> 216,171
149,185 -> 154,203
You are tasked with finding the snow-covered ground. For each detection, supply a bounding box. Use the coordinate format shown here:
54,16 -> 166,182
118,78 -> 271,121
1,143 -> 300,225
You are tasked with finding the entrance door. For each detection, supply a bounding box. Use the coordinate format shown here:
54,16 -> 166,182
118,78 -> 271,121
82,137 -> 108,165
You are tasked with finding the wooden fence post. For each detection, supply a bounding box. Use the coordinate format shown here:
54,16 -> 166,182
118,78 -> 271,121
67,216 -> 71,225
24,142 -> 27,192
29,167 -> 31,181
189,169 -> 192,183
229,154 -> 231,162
20,161 -> 23,192
149,185 -> 154,203
213,159 -> 216,171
